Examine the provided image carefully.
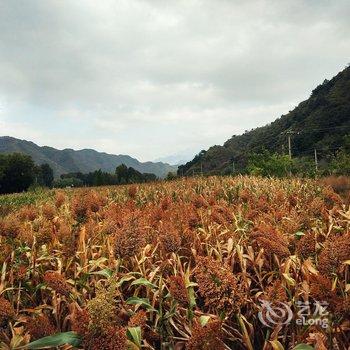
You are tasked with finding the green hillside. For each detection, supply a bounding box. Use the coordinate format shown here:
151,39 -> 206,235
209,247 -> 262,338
179,66 -> 350,175
0,137 -> 177,178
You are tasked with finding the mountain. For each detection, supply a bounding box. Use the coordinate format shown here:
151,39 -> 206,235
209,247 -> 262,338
179,66 -> 350,175
0,137 -> 177,178
154,152 -> 194,166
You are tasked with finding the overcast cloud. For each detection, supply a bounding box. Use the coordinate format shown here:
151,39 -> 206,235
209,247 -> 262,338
0,0 -> 349,161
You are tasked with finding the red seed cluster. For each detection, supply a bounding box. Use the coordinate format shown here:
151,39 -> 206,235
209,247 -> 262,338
1,176 -> 349,349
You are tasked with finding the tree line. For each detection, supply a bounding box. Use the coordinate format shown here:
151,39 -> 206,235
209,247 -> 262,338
53,164 -> 157,188
238,139 -> 350,178
0,153 -> 54,194
0,153 -> 157,194
244,149 -> 350,178
176,145 -> 350,179
1,149 -> 349,195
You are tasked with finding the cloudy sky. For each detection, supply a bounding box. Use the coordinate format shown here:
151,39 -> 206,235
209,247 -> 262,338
0,0 -> 349,162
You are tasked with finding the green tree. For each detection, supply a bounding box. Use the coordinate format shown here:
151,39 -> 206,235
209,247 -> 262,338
291,157 -> 316,177
0,153 -> 35,194
115,164 -> 129,183
329,151 -> 350,175
0,155 -> 6,185
166,172 -> 177,180
53,177 -> 84,188
38,163 -> 54,188
247,151 -> 292,178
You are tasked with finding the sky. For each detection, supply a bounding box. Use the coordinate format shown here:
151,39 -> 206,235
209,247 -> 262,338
0,0 -> 349,163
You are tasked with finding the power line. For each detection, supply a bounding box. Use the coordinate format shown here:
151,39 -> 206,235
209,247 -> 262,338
294,146 -> 343,156
281,124 -> 349,162
300,125 -> 350,132
282,125 -> 350,135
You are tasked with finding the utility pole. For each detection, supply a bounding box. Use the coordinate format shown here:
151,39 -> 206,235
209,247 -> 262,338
286,131 -> 293,177
232,160 -> 235,174
287,133 -> 292,159
314,148 -> 318,173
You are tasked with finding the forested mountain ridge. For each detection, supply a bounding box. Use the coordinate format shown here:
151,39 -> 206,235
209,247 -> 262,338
0,137 -> 177,178
179,66 -> 350,175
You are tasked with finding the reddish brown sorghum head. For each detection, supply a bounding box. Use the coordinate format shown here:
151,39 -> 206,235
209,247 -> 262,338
101,219 -> 118,236
0,215 -> 21,239
240,188 -> 253,203
44,271 -> 71,297
309,274 -> 342,315
89,193 -> 102,213
264,280 -> 287,303
71,193 -> 91,222
128,185 -> 138,199
18,205 -> 38,222
193,195 -> 208,209
255,236 -> 290,259
144,329 -> 161,347
128,310 -> 147,329
56,221 -> 72,241
259,280 -> 289,327
150,207 -> 164,226
188,210 -> 200,229
159,260 -> 174,278
168,275 -> 189,307
55,191 -> 66,208
0,297 -> 15,327
114,221 -> 144,259
15,264 -> 28,281
186,319 -> 225,350
253,224 -> 290,259
160,197 -> 171,211
159,226 -> 181,254
194,256 -> 243,314
288,194 -> 298,207
279,210 -> 303,236
71,307 -> 90,337
322,187 -> 342,209
210,210 -> 227,225
308,197 -> 326,217
310,274 -> 333,299
296,233 -> 317,259
42,204 -> 56,220
83,326 -> 128,350
318,233 -> 350,276
0,242 -> 13,264
26,314 -> 56,340
36,222 -> 53,246
211,205 -> 232,224
60,231 -> 77,257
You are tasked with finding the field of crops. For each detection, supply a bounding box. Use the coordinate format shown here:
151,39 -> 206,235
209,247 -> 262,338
0,176 -> 349,350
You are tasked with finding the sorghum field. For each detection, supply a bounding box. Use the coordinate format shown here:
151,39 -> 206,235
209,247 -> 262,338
0,176 -> 349,350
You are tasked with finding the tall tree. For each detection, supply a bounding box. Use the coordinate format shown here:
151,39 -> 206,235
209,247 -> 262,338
42,163 -> 54,188
0,153 -> 35,194
115,164 -> 129,184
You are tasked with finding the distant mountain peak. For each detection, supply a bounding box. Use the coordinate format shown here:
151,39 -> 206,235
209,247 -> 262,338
154,152 -> 195,166
0,136 -> 177,178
